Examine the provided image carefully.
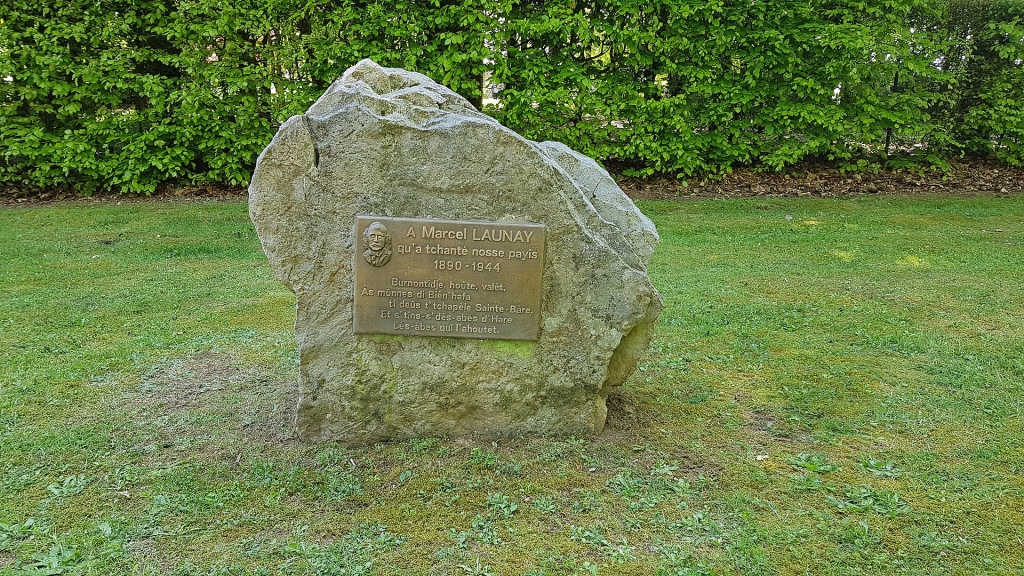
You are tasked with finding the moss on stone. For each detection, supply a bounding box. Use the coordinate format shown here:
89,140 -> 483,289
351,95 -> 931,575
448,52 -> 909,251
479,339 -> 536,358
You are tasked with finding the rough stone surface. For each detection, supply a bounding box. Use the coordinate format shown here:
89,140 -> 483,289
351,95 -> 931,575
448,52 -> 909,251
249,59 -> 663,445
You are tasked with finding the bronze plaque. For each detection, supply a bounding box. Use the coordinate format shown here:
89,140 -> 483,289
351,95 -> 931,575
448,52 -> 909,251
353,216 -> 545,340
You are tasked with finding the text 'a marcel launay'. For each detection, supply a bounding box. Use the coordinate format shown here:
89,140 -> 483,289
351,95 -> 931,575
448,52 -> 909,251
409,225 -> 537,243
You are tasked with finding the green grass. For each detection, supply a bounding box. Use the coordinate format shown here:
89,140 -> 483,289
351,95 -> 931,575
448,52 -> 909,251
1,196 -> 1022,575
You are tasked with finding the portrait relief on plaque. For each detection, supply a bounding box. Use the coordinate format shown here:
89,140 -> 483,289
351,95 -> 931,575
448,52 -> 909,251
362,221 -> 392,267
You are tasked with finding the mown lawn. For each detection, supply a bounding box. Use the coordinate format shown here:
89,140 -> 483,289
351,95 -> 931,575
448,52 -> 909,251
1,196 -> 1022,576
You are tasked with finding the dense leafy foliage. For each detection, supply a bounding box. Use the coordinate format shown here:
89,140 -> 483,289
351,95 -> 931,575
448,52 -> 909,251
1,0 -> 1021,192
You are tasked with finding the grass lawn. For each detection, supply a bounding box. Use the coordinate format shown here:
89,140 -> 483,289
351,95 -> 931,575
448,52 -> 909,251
1,195 -> 1022,575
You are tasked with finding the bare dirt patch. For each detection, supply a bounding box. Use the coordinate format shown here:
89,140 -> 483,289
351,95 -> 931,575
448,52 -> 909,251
139,353 -> 250,411
733,402 -> 814,456
603,391 -> 662,433
125,539 -> 174,574
119,353 -> 299,457
670,446 -> 725,480
744,406 -> 807,441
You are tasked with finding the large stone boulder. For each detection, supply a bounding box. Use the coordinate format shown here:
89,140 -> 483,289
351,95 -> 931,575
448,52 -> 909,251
249,59 -> 662,445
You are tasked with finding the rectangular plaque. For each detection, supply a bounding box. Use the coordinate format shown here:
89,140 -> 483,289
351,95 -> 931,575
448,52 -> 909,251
353,216 -> 546,340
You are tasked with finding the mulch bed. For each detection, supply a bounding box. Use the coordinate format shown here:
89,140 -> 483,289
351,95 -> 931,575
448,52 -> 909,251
615,158 -> 1024,200
0,184 -> 248,207
2,158 -> 1022,207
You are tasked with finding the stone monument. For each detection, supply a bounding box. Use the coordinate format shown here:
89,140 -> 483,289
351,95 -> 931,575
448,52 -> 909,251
249,59 -> 662,445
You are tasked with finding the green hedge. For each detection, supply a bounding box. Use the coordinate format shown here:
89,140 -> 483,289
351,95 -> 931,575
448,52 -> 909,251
1,0 -> 1021,193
